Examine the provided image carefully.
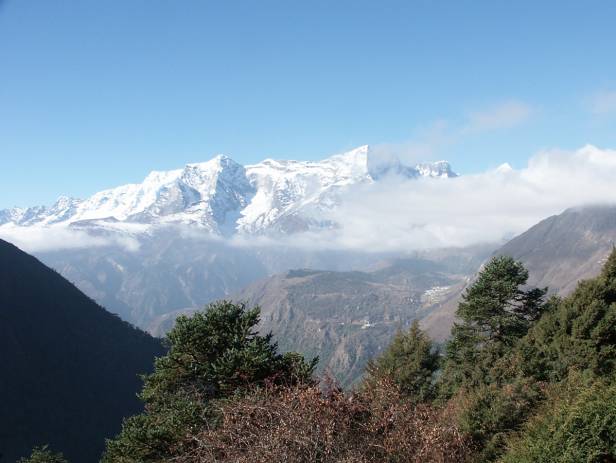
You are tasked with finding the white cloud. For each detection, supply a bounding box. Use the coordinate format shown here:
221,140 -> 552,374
463,100 -> 534,133
588,90 -> 616,115
0,225 -> 140,253
280,144 -> 616,252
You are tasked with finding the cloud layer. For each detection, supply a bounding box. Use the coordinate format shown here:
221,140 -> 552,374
0,225 -> 140,253
307,144 -> 616,252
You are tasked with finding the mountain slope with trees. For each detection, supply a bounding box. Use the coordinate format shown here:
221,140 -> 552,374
231,260 -> 469,385
22,248 -> 616,462
0,239 -> 164,463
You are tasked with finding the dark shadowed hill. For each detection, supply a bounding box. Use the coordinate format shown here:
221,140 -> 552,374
0,239 -> 165,463
495,205 -> 616,295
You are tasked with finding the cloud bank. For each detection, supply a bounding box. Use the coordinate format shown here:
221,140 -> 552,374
307,144 -> 616,252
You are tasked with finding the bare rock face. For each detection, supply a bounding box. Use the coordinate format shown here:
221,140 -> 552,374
495,205 -> 616,295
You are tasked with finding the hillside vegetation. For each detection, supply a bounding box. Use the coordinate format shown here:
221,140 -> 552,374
20,249 -> 616,462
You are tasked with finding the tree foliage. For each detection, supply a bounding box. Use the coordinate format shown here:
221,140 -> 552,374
519,249 -> 616,382
102,301 -> 317,463
448,249 -> 616,462
441,256 -> 547,394
17,446 -> 68,463
364,320 -> 439,402
501,374 -> 616,463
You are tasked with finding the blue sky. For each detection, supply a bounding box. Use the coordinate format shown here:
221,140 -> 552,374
1,0 -> 616,208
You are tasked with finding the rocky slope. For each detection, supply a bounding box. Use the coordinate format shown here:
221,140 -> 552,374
495,204 -> 616,294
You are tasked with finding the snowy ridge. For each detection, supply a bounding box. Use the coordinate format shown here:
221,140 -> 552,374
0,145 -> 457,235
239,145 -> 373,233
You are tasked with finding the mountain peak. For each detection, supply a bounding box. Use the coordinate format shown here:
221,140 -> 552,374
1,147 -> 457,233
186,154 -> 237,169
414,160 -> 458,178
366,147 -> 457,179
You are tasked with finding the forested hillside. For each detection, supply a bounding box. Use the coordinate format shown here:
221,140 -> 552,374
40,249 -> 612,463
10,242 -> 616,462
0,240 -> 165,462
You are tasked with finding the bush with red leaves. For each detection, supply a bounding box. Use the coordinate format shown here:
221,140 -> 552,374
170,378 -> 471,463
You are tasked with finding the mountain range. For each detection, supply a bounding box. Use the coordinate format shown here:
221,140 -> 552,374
0,146 -> 457,235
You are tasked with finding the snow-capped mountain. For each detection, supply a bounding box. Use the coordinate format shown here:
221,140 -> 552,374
0,145 -> 457,234
238,145 -> 375,234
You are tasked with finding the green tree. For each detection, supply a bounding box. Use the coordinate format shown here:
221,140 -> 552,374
102,300 -> 317,463
364,320 -> 439,402
18,446 -> 68,463
441,256 -> 546,394
520,248 -> 616,382
457,378 -> 543,462
501,375 -> 616,463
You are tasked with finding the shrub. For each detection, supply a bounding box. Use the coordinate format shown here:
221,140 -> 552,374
173,378 -> 471,463
456,378 -> 544,462
102,301 -> 316,463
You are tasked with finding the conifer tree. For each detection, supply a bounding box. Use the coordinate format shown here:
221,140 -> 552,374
441,256 -> 546,393
364,320 -> 439,402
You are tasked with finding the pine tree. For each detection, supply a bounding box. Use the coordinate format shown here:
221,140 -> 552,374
364,320 -> 439,402
440,256 -> 546,393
